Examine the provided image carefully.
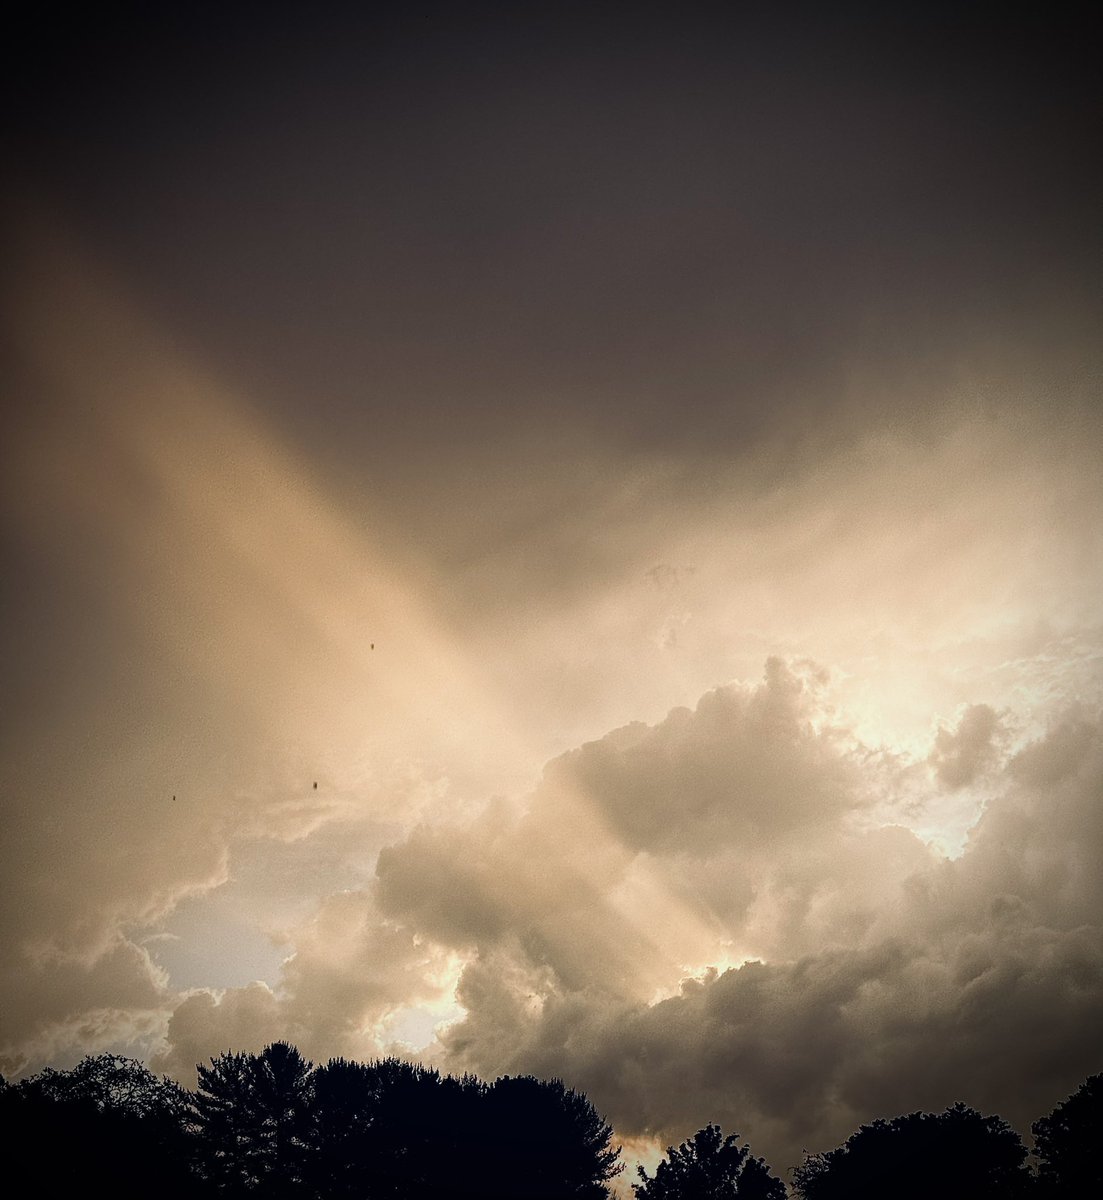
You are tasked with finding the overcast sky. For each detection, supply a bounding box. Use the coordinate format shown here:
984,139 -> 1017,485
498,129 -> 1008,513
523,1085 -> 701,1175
2,1 -> 1101,1181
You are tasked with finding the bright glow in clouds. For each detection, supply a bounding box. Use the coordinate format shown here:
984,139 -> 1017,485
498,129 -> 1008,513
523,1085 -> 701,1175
2,218 -> 1101,1177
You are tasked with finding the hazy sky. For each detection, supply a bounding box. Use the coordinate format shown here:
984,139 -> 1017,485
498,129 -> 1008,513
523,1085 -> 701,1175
3,1 -> 1102,1181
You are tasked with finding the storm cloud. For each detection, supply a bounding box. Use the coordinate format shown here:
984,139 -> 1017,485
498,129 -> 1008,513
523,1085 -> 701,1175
3,1 -> 1102,1182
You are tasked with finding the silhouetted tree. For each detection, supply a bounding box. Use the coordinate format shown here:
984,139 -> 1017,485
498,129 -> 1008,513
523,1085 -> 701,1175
1032,1073 -> 1103,1196
4,1045 -> 631,1199
192,1043 -> 312,1197
304,1056 -> 482,1199
483,1074 -> 622,1200
301,1057 -> 379,1199
191,1050 -> 260,1195
1,1055 -> 198,1197
25,1053 -> 189,1119
633,1124 -> 786,1200
792,1102 -> 1032,1200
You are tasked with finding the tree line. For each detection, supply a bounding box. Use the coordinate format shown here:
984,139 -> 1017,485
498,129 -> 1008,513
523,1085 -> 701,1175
1,1042 -> 1098,1198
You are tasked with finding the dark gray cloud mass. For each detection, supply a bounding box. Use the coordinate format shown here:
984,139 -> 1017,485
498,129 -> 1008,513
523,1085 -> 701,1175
5,3 -> 1100,467
930,704 -> 1001,789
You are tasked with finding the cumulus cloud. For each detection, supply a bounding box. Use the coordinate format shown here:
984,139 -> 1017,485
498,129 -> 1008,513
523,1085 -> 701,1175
542,659 -> 857,858
423,704 -> 1103,1170
151,884 -> 468,1086
0,936 -> 172,1077
151,660 -> 1103,1164
153,983 -> 285,1081
150,661 -> 890,1076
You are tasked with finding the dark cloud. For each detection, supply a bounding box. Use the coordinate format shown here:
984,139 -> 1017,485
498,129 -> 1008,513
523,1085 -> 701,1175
4,3 -> 1099,475
929,704 -> 1000,788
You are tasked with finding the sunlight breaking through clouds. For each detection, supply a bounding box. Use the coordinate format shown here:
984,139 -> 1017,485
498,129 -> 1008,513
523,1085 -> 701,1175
3,5 -> 1102,1170
4,227 -> 1102,1161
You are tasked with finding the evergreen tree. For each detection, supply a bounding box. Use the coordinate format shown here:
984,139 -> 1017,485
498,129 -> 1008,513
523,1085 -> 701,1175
192,1043 -> 312,1197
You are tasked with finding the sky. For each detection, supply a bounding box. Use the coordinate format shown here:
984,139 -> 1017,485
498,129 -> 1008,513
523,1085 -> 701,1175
2,0 -> 1102,1182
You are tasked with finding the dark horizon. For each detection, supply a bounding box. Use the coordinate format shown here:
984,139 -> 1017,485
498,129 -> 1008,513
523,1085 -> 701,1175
5,1042 -> 1099,1197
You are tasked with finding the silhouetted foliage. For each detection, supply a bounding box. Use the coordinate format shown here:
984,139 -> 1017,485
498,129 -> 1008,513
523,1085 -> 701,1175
1032,1073 -> 1103,1196
188,1047 -> 620,1198
17,1046 -> 1103,1199
300,1057 -> 379,1199
192,1042 -> 313,1197
24,1052 -> 190,1119
305,1056 -> 482,1198
633,1124 -> 786,1200
0,1054 -> 198,1198
792,1102 -> 1033,1200
483,1074 -> 622,1199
